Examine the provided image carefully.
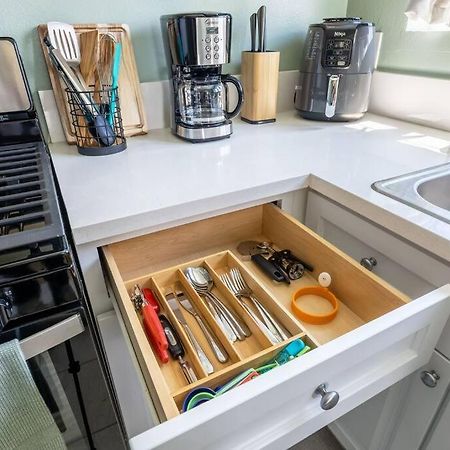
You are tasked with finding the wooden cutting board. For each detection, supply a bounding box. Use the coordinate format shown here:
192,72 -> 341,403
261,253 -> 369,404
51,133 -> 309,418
37,23 -> 148,144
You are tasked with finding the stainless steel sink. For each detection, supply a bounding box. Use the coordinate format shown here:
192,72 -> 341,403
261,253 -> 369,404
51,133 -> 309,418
372,163 -> 450,224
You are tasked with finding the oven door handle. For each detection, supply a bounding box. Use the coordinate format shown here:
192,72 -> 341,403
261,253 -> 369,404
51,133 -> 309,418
20,313 -> 85,360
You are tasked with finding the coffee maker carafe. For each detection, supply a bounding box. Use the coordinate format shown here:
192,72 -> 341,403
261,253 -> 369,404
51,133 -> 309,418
162,13 -> 244,142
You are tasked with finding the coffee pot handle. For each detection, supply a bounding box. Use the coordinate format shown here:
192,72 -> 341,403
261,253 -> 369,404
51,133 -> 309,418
221,74 -> 244,120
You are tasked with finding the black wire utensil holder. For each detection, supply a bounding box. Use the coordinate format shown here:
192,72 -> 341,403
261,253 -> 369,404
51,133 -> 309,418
66,86 -> 127,156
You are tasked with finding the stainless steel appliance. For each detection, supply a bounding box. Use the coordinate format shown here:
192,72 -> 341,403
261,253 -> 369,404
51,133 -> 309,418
294,17 -> 377,121
161,13 -> 244,142
0,37 -> 125,449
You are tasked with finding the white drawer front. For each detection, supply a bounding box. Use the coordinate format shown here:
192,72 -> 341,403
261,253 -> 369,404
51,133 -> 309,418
129,286 -> 450,450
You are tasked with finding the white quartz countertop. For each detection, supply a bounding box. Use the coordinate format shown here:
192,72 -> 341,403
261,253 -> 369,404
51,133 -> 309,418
49,112 -> 450,261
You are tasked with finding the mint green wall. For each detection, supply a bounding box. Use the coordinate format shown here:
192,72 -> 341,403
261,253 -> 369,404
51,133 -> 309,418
0,0 -> 347,94
347,0 -> 450,77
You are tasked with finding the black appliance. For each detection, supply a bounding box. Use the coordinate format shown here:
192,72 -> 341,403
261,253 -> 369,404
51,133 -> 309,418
161,13 -> 244,143
0,37 -> 125,449
294,17 -> 378,121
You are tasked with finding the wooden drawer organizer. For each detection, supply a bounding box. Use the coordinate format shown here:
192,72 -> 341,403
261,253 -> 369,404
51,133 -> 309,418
103,204 -> 409,422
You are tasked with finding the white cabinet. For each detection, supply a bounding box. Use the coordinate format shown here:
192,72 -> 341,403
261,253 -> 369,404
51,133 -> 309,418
423,386 -> 450,450
388,351 -> 450,450
304,190 -> 450,450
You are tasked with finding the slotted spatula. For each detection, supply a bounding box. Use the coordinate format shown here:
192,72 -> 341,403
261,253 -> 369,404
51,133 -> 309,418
47,21 -> 89,89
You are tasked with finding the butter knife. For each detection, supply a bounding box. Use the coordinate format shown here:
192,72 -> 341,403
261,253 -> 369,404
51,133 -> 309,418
166,292 -> 214,374
176,292 -> 229,364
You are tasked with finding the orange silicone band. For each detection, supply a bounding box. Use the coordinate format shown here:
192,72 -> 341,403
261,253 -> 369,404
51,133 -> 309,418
291,286 -> 339,325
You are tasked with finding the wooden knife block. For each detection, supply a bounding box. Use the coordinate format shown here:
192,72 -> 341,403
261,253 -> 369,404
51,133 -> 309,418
240,51 -> 280,124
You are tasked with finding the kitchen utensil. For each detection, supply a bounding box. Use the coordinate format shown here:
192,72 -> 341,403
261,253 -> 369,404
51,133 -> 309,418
38,23 -> 148,145
230,267 -> 289,341
166,291 -> 215,374
191,267 -> 251,339
251,253 -> 286,283
256,6 -> 266,52
175,291 -> 229,364
44,37 -> 116,147
186,267 -> 236,343
98,33 -> 115,97
257,242 -> 314,274
47,22 -> 83,78
183,338 -> 310,411
159,314 -> 197,383
250,13 -> 257,52
109,42 -> 122,125
130,285 -> 169,363
143,288 -> 160,312
291,273 -> 339,324
184,267 -> 251,342
79,30 -> 99,88
236,240 -> 271,258
78,30 -> 100,143
220,272 -> 280,344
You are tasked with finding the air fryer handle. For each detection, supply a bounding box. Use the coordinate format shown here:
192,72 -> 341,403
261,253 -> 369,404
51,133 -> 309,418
222,74 -> 244,120
325,74 -> 340,118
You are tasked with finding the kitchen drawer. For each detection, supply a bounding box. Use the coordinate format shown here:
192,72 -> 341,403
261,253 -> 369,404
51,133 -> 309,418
102,204 -> 450,450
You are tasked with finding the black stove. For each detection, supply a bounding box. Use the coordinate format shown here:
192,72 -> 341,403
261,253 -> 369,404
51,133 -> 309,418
0,39 -> 81,338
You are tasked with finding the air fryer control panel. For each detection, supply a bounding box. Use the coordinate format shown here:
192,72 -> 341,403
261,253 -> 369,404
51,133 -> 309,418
324,36 -> 353,67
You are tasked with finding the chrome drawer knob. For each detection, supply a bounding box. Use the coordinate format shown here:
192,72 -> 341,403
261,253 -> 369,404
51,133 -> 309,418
421,370 -> 440,388
360,257 -> 377,271
314,383 -> 339,410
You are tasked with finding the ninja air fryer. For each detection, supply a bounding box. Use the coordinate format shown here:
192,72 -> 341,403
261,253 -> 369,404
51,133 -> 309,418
294,18 -> 377,121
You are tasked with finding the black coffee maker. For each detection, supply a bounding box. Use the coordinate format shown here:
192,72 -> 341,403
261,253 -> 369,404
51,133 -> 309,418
161,13 -> 244,143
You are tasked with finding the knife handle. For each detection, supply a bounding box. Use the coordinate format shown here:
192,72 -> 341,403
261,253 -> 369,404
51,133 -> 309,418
182,323 -> 214,374
194,315 -> 229,363
159,314 -> 185,359
142,305 -> 169,363
143,288 -> 160,313
250,13 -> 257,52
257,5 -> 266,52
251,254 -> 285,282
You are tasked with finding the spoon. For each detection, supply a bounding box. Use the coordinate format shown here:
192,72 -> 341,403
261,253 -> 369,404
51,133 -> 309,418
185,267 -> 237,342
194,268 -> 251,339
185,267 -> 251,341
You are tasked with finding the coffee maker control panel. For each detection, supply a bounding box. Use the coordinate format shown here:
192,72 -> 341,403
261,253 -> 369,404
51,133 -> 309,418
195,16 -> 229,65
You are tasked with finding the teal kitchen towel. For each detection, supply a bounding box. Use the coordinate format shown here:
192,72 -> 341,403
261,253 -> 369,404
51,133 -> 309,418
0,339 -> 66,450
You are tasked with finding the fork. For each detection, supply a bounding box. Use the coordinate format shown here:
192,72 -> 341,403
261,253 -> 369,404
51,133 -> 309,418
224,268 -> 290,342
230,267 -> 290,341
220,272 -> 282,344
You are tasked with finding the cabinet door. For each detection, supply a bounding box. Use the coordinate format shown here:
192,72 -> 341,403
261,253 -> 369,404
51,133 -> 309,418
423,395 -> 450,450
388,351 -> 450,450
